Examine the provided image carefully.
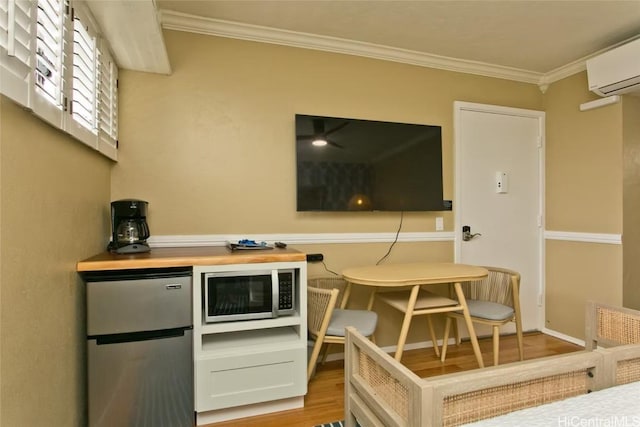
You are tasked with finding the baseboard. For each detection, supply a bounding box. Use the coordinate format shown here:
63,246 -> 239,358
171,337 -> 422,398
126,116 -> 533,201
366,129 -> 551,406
196,396 -> 304,425
541,327 -> 585,347
319,337 -> 451,362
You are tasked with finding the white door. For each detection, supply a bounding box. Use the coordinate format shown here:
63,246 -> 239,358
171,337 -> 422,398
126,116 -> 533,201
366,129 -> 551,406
454,102 -> 544,332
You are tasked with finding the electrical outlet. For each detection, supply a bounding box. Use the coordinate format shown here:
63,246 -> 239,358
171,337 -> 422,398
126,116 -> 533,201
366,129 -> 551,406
435,217 -> 444,231
306,253 -> 324,262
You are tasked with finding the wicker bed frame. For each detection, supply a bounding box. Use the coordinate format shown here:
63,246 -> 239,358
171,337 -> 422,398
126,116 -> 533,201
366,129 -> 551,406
344,302 -> 640,427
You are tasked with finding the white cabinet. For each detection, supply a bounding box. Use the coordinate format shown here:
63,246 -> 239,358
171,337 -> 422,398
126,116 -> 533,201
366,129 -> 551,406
192,261 -> 307,424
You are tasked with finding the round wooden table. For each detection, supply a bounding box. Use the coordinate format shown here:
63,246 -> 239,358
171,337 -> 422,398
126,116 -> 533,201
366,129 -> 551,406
342,262 -> 488,367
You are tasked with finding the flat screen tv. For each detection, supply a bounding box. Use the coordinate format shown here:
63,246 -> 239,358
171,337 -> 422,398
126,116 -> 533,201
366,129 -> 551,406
296,114 -> 444,212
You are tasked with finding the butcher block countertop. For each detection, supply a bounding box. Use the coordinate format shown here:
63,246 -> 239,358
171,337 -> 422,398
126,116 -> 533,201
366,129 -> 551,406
76,246 -> 306,272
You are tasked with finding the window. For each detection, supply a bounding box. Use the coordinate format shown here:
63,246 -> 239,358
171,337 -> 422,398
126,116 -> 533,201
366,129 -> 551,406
0,0 -> 118,160
71,13 -> 95,130
32,0 -> 67,127
66,4 -> 97,143
35,0 -> 64,107
0,0 -> 34,105
97,39 -> 117,158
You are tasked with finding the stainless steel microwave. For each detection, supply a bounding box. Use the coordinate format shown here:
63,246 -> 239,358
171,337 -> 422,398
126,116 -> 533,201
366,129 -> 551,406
203,269 -> 296,323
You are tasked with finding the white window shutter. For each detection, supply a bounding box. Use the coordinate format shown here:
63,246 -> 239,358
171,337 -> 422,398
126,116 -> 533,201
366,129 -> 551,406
32,0 -> 67,128
3,0 -> 119,161
66,4 -> 98,146
97,38 -> 117,160
0,0 -> 35,106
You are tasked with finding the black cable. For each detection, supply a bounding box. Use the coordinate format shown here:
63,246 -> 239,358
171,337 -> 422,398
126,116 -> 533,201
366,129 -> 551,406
376,211 -> 404,265
321,261 -> 340,276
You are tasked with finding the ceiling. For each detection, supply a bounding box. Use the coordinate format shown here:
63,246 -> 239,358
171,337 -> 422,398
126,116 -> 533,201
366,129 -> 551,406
89,0 -> 640,84
156,1 -> 640,72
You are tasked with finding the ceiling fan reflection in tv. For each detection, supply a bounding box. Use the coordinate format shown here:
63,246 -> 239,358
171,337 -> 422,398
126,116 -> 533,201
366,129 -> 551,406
295,114 -> 445,212
296,117 -> 349,149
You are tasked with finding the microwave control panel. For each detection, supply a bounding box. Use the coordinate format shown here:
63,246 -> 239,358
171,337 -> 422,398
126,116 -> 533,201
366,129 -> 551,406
278,270 -> 294,312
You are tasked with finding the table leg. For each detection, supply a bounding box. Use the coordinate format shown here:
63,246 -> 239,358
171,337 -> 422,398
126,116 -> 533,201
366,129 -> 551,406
427,315 -> 440,357
366,287 -> 378,310
453,282 -> 485,368
340,282 -> 353,309
394,285 -> 420,361
341,282 -> 377,312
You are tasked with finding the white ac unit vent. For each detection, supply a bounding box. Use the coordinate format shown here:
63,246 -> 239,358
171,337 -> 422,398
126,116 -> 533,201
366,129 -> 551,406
586,38 -> 640,97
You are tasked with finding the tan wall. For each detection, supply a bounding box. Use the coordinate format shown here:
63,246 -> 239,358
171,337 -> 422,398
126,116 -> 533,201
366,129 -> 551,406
544,72 -> 623,337
114,31 -> 543,347
623,95 -> 640,310
0,27 -> 632,424
0,96 -> 112,426
545,240 -> 622,337
545,72 -> 622,233
114,31 -> 543,236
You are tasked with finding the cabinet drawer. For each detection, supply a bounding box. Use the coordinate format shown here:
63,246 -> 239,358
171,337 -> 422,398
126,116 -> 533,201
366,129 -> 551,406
196,346 -> 306,412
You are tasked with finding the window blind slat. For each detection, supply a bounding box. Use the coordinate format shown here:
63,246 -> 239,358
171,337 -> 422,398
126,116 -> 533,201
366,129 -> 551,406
1,0 -> 33,83
72,86 -> 91,103
73,62 -> 91,80
0,7 -> 8,49
97,40 -> 117,146
12,1 -> 32,64
73,47 -> 90,69
71,11 -> 96,133
35,0 -> 63,108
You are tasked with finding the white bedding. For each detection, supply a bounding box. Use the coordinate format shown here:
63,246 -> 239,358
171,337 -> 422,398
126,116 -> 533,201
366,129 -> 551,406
463,381 -> 640,427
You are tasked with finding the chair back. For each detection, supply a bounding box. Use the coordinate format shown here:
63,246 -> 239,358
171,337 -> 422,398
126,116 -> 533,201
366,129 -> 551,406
307,285 -> 340,339
308,276 -> 347,307
460,266 -> 520,308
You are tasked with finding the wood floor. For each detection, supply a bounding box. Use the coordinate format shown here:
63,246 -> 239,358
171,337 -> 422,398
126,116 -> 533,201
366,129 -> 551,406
205,332 -> 583,427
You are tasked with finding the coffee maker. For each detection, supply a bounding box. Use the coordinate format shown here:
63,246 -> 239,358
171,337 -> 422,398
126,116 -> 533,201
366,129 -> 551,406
108,199 -> 151,254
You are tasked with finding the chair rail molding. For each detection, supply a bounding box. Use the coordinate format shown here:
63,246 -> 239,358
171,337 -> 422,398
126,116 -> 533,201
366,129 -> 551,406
149,230 -> 620,247
544,230 -> 621,245
147,231 -> 455,247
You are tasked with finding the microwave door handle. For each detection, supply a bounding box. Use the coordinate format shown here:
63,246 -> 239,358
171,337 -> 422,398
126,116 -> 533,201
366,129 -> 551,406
272,270 -> 279,316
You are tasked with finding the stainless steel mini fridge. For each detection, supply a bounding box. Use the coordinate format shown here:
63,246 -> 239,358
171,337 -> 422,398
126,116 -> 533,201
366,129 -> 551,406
85,267 -> 194,427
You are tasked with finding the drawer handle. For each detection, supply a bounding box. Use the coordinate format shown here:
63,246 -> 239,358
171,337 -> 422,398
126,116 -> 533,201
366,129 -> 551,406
166,284 -> 182,290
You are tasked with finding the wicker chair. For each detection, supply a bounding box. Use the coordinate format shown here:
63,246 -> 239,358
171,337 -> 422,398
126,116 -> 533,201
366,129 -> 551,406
585,301 -> 640,350
307,276 -> 351,364
440,266 -> 523,366
308,276 -> 349,307
307,284 -> 378,381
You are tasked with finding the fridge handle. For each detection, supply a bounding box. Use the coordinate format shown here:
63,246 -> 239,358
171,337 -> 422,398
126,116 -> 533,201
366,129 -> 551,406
92,327 -> 191,345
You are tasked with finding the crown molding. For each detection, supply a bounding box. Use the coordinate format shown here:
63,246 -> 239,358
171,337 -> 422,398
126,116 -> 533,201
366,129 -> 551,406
160,11 -> 640,94
538,58 -> 587,91
540,34 -> 640,90
160,10 -> 542,84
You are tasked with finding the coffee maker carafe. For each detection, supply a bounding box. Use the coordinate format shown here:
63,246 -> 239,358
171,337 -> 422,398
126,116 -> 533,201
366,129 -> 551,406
108,199 -> 151,254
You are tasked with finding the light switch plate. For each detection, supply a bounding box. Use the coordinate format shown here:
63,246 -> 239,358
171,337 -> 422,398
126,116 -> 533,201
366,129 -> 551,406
496,171 -> 508,193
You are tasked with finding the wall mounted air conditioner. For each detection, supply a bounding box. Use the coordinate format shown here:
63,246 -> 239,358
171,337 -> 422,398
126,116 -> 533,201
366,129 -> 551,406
586,38 -> 640,97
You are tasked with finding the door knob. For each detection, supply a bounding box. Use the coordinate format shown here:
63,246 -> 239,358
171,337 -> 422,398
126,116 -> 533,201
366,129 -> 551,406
462,225 -> 482,241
